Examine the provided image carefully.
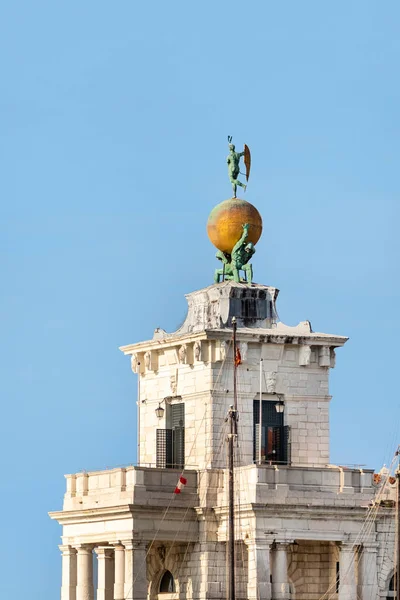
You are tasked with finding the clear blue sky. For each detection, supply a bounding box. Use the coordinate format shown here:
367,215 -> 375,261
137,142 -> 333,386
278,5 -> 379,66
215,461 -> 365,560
1,2 -> 399,598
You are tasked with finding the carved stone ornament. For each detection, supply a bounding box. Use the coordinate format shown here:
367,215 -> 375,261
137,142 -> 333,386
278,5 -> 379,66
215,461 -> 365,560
130,353 -> 139,373
144,351 -> 151,369
266,371 -> 277,393
319,346 -> 330,367
299,345 -> 311,366
240,342 -> 248,362
194,341 -> 201,361
170,369 -> 178,395
157,545 -> 166,563
220,341 -> 227,361
270,336 -> 286,344
330,348 -> 336,368
178,344 -> 188,364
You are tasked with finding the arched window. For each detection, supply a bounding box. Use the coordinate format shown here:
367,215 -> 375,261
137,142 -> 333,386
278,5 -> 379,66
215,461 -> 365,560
386,573 -> 395,599
160,571 -> 175,593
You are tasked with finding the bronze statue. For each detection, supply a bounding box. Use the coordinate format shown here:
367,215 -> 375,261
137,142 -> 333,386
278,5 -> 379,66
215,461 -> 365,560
227,136 -> 251,198
214,223 -> 255,284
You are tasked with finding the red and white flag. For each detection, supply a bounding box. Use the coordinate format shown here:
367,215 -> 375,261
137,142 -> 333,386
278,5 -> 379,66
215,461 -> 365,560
235,347 -> 242,367
174,476 -> 187,494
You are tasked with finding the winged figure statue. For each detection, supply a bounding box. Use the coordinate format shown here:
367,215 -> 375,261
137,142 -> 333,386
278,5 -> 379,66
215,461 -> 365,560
226,136 -> 251,198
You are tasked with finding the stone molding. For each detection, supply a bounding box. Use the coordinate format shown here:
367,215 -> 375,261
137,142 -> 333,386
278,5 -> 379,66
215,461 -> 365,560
124,338 -> 343,377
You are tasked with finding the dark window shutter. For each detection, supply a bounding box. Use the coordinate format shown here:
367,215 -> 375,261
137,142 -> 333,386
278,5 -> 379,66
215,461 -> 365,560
171,403 -> 185,428
156,429 -> 173,468
266,426 -> 274,460
254,424 -> 266,462
283,425 -> 290,465
272,426 -> 281,455
173,427 -> 185,469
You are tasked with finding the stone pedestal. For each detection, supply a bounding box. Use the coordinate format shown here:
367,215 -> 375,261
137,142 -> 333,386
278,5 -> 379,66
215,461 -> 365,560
60,545 -> 77,600
339,543 -> 356,600
358,544 -> 379,600
95,548 -> 114,600
272,543 -> 290,600
76,546 -> 94,600
114,545 -> 125,600
247,540 -> 272,600
176,282 -> 279,333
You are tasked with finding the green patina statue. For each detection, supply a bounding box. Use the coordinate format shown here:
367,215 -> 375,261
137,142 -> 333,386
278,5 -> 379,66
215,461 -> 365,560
227,136 -> 251,198
214,223 -> 256,284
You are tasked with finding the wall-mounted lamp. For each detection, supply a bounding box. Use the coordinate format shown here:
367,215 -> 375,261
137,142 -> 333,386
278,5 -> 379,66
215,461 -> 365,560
155,404 -> 165,419
155,395 -> 182,419
275,397 -> 284,413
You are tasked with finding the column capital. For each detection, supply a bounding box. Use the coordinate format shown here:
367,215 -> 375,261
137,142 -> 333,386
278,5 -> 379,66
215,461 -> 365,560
339,541 -> 356,551
361,542 -> 379,552
245,537 -> 273,549
59,545 -> 77,555
75,544 -> 94,554
94,547 -> 114,557
121,539 -> 147,551
274,540 -> 294,549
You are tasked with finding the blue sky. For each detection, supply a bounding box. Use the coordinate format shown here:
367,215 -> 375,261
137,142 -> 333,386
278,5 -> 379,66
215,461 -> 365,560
1,2 -> 399,598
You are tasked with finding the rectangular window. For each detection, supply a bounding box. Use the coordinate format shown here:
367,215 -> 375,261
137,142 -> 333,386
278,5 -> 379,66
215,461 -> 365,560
253,399 -> 290,464
156,403 -> 185,469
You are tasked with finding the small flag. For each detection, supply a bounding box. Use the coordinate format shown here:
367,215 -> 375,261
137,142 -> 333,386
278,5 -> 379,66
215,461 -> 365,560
235,347 -> 242,367
174,476 -> 187,494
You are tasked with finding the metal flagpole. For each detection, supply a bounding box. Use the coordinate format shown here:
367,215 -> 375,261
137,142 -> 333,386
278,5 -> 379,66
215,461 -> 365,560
227,317 -> 238,600
137,362 -> 141,466
396,446 -> 400,600
259,357 -> 263,465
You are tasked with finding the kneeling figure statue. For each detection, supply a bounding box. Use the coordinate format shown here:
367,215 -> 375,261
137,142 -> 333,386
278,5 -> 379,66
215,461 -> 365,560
214,223 -> 255,284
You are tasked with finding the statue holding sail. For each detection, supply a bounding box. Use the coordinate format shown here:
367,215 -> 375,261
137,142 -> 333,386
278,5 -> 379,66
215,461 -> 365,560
227,135 -> 251,198
207,136 -> 261,285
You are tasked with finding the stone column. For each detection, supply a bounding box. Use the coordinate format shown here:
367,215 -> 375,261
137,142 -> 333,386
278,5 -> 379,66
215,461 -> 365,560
114,545 -> 125,600
95,548 -> 114,600
272,543 -> 290,600
124,541 -> 147,600
358,543 -> 379,600
339,543 -> 357,600
76,546 -> 94,600
246,540 -> 272,600
60,545 -> 77,600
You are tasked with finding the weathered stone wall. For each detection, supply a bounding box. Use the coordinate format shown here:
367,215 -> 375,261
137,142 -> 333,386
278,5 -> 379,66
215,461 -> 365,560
288,541 -> 336,600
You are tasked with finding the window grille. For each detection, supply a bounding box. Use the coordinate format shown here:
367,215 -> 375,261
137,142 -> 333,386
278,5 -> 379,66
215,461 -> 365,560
156,429 -> 173,468
157,402 -> 185,469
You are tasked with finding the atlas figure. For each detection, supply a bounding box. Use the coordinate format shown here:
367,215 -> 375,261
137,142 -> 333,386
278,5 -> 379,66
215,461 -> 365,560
227,136 -> 251,198
214,223 -> 255,284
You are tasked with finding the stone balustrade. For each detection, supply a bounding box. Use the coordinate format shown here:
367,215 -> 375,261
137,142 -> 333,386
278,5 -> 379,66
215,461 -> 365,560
63,466 -> 198,510
63,463 -> 376,513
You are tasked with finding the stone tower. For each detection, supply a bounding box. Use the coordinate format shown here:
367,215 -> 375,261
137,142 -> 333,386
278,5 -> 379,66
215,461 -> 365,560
50,145 -> 396,600
121,281 -> 346,474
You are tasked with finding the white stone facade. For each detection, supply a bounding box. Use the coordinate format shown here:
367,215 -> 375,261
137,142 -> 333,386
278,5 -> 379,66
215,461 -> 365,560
50,282 -> 397,600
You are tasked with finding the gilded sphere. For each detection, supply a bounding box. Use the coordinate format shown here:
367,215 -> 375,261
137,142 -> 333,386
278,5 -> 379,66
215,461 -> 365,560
207,198 -> 263,254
